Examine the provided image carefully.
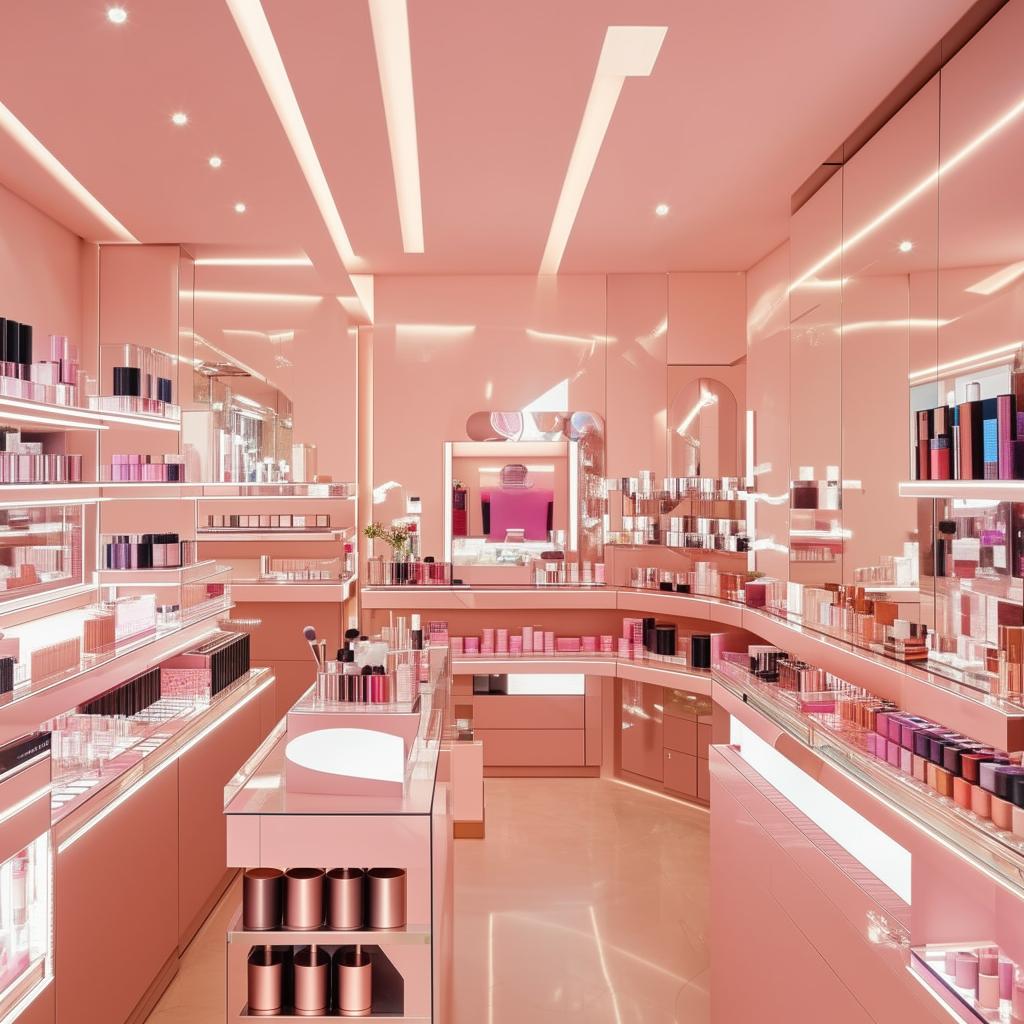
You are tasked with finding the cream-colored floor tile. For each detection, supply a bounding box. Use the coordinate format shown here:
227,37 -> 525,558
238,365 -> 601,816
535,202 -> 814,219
144,778 -> 710,1024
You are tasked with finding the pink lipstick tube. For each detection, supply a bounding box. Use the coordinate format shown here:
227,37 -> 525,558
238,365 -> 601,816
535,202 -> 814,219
327,868 -> 365,930
284,867 -> 326,930
367,868 -> 406,929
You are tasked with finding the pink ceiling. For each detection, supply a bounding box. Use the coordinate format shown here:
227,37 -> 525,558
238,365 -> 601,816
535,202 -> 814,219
0,0 -> 975,278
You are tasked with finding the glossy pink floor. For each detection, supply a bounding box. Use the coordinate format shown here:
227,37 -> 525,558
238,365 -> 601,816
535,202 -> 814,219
144,779 -> 710,1024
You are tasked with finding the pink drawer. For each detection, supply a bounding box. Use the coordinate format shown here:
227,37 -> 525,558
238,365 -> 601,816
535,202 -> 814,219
473,695 -> 584,730
697,756 -> 710,801
664,750 -> 697,797
476,728 -> 585,766
698,722 -> 712,758
664,717 -> 697,755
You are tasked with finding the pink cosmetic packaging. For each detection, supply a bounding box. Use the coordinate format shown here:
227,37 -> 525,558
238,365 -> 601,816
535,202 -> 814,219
509,636 -> 522,656
522,626 -> 533,651
450,637 -> 463,655
544,631 -> 555,655
955,951 -> 979,990
556,637 -> 581,654
600,635 -> 613,653
1001,959 -> 1014,1000
533,628 -> 544,654
496,628 -> 508,654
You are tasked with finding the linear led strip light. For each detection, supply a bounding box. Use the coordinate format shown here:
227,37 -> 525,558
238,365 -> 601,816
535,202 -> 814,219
539,26 -> 667,275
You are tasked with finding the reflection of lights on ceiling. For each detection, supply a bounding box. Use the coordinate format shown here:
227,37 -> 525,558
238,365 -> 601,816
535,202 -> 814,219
908,341 -> 1022,380
106,6 -> 128,24
655,203 -> 670,216
234,202 -> 247,214
194,255 -> 311,267
898,240 -> 913,253
837,318 -> 950,334
369,0 -> 424,253
477,464 -> 556,472
791,92 -> 1024,292
525,328 -> 604,344
372,481 -> 403,504
799,278 -> 847,290
966,260 -> 1024,296
675,387 -> 718,435
171,112 -> 189,126
539,26 -> 667,274
191,290 -> 322,304
395,323 -> 475,336
484,380 -> 493,400
226,0 -> 360,269
208,155 -> 223,168
0,100 -> 137,242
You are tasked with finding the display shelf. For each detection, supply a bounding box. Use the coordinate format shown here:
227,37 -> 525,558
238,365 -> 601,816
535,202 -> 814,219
899,480 -> 1024,501
452,655 -> 617,676
0,394 -> 182,432
50,667 -> 274,830
226,910 -> 431,947
196,530 -> 345,543
232,579 -> 355,604
617,588 -> 746,626
233,1011 -> 429,1023
361,586 -> 617,611
714,656 -> 1024,904
197,483 -> 356,499
0,598 -> 234,734
96,560 -> 222,585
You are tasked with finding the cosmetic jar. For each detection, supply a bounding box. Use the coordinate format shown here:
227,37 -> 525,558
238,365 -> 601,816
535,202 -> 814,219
243,868 -> 284,930
327,868 -> 366,930
247,945 -> 284,1015
336,948 -> 373,1017
293,944 -> 330,1016
284,867 -> 326,930
367,867 -> 407,929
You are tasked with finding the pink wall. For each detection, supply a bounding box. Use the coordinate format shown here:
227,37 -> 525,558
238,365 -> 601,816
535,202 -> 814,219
369,273 -> 749,560
746,243 -> 790,581
0,181 -> 85,358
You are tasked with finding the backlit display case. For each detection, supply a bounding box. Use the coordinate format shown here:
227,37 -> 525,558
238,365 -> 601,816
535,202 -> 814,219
0,502 -> 84,606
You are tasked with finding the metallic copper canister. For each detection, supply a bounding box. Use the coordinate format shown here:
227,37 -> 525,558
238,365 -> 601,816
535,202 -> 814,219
247,945 -> 283,1015
284,867 -> 326,930
293,944 -> 330,1016
336,948 -> 372,1017
243,868 -> 284,930
327,868 -> 366,930
367,867 -> 406,929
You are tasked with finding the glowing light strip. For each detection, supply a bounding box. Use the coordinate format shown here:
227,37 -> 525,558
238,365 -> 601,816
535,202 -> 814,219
369,0 -> 424,253
0,101 -> 136,243
193,256 -> 312,267
539,26 -> 666,274
225,0 -> 359,268
525,329 -> 604,344
0,783 -> 50,829
58,676 -> 273,852
192,289 -> 323,304
839,318 -> 950,334
792,93 -> 1024,292
908,341 -> 1022,380
966,260 -> 1024,296
0,398 -> 178,432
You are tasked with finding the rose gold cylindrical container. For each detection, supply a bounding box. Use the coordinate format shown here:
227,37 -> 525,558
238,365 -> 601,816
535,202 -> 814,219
243,868 -> 284,930
327,868 -> 365,930
284,867 -> 325,930
367,868 -> 407,929
335,948 -> 372,1017
293,944 -> 330,1017
247,945 -> 283,1015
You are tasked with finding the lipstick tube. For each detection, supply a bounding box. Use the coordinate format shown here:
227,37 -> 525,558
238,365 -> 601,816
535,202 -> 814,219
293,944 -> 330,1017
247,945 -> 284,1015
327,868 -> 365,930
367,868 -> 406,929
284,868 -> 325,930
243,868 -> 284,930
336,947 -> 372,1017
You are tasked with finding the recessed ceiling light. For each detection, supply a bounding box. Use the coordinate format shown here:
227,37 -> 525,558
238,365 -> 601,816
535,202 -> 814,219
170,112 -> 189,126
234,202 -> 247,214
655,203 -> 670,216
106,6 -> 128,24
208,155 -> 223,168
898,240 -> 913,253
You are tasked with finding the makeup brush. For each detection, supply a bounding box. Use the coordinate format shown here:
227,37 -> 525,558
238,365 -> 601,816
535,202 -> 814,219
302,625 -> 326,669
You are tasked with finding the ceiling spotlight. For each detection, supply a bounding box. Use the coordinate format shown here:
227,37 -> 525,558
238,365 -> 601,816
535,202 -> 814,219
234,202 -> 247,214
170,112 -> 189,126
208,155 -> 223,168
898,239 -> 913,253
655,203 -> 670,216
106,6 -> 128,24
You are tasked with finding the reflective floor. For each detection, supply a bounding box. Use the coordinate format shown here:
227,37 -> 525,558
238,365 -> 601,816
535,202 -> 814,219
144,778 -> 711,1024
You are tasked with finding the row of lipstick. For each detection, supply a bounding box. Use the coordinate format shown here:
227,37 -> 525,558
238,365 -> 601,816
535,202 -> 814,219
925,944 -> 1024,1019
102,534 -> 198,570
99,454 -> 186,483
206,513 -> 331,530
